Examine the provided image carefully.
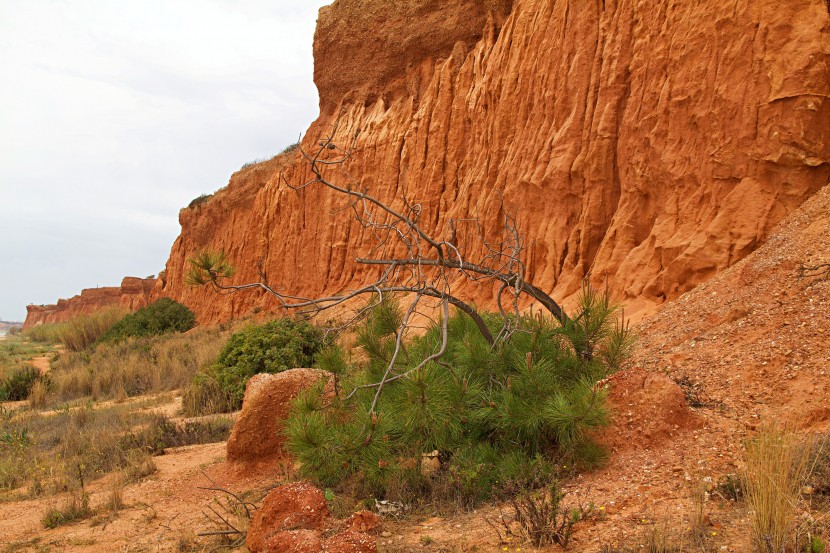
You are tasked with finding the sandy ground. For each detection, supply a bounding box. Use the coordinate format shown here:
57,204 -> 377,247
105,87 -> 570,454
1,187 -> 828,552
0,430 -> 284,553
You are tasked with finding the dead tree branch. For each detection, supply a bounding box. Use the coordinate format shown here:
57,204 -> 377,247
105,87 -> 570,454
188,119 -> 570,405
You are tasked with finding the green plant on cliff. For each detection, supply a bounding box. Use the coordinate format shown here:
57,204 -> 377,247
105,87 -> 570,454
187,193 -> 213,208
285,290 -> 630,505
184,318 -> 324,414
97,298 -> 196,344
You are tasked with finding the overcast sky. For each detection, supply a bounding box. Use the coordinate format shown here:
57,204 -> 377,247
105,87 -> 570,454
0,0 -> 331,321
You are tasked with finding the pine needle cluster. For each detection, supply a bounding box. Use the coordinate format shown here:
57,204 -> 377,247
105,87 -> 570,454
286,288 -> 633,506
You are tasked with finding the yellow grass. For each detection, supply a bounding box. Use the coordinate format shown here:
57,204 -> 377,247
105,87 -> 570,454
744,424 -> 810,552
50,326 -> 228,403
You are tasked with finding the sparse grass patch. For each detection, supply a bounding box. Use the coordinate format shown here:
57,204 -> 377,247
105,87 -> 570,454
504,477 -> 590,547
805,434 -> 830,507
28,379 -> 48,409
42,491 -> 93,528
0,399 -> 231,496
105,474 -> 125,512
182,372 -> 235,416
688,475 -> 708,542
49,326 -> 228,403
0,335 -> 54,373
600,519 -> 686,553
23,307 -> 128,351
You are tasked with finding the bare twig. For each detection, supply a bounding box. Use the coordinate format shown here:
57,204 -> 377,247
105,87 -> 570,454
188,118 -> 572,412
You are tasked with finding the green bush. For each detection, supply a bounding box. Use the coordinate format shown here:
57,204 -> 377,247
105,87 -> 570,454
0,365 -> 42,401
97,298 -> 196,344
286,290 -> 631,506
186,318 -> 324,413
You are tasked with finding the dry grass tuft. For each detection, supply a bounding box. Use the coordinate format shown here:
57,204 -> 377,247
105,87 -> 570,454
106,474 -> 125,512
688,475 -> 708,542
27,379 -> 48,409
744,424 -> 810,552
600,518 -> 686,553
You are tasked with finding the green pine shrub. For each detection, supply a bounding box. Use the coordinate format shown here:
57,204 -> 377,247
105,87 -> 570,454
286,289 -> 633,506
183,318 -> 324,414
97,298 -> 196,344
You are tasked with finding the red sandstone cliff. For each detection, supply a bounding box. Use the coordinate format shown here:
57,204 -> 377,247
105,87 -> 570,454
152,0 -> 829,324
23,277 -> 156,329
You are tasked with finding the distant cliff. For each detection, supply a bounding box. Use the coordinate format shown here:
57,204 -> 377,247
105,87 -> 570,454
23,277 -> 156,329
31,0 -> 830,325
152,0 -> 829,324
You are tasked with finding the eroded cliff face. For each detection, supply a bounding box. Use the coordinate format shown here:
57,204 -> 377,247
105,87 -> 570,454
24,277 -> 156,329
155,0 -> 830,324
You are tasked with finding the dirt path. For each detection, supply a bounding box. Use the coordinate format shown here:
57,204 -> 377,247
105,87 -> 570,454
30,354 -> 52,375
0,442 -> 288,552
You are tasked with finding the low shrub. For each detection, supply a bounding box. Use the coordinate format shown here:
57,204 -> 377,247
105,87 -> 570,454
97,298 -> 195,344
502,476 -> 590,547
124,449 -> 157,482
187,318 -> 324,413
43,490 -> 93,528
280,141 -> 300,154
286,290 -> 629,506
122,414 -> 234,454
0,365 -> 42,401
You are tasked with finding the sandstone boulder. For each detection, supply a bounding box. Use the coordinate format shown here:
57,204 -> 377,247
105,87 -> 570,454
595,368 -> 701,452
226,369 -> 332,465
246,481 -> 378,553
346,510 -> 382,534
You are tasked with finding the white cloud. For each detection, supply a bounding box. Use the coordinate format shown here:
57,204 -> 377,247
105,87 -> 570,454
0,0 -> 332,321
